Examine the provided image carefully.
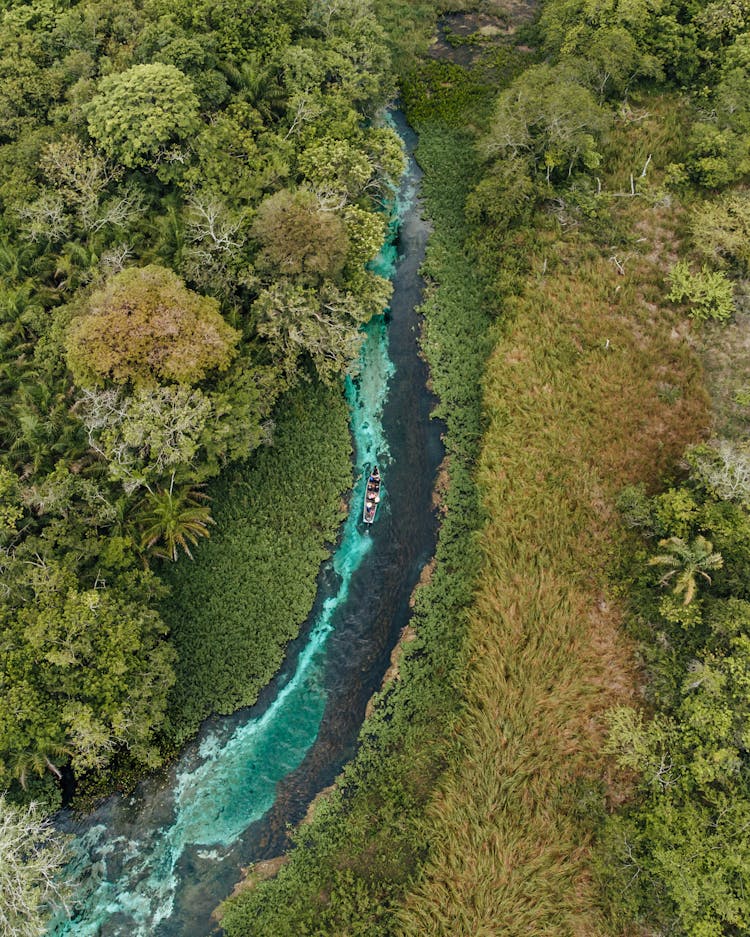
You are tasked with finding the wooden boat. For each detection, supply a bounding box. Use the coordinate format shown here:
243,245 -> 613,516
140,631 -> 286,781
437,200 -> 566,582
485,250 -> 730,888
363,465 -> 381,525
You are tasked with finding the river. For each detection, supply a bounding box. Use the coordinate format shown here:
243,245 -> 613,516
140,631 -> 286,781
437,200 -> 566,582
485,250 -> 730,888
48,110 -> 442,937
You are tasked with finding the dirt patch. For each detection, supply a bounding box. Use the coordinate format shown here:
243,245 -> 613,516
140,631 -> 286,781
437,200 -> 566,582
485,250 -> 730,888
301,783 -> 336,826
428,5 -> 537,65
365,623 -> 417,719
215,855 -> 289,917
410,556 -> 436,607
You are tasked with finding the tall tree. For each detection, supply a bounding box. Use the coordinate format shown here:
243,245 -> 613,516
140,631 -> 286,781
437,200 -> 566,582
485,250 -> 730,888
483,64 -> 611,182
85,63 -> 201,171
0,795 -> 70,937
66,265 -> 240,388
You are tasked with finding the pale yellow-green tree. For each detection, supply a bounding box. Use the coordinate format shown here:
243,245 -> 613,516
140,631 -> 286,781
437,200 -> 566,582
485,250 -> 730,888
649,535 -> 724,605
0,795 -> 70,937
66,265 -> 240,388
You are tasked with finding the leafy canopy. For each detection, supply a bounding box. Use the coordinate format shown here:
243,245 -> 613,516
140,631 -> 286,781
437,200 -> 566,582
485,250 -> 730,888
0,795 -> 69,937
483,64 -> 611,182
66,265 -> 240,388
0,564 -> 176,783
252,189 -> 350,282
85,63 -> 200,170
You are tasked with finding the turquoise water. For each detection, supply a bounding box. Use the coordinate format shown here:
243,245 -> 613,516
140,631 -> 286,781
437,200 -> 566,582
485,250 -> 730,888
48,128 -> 422,937
51,312 -> 394,935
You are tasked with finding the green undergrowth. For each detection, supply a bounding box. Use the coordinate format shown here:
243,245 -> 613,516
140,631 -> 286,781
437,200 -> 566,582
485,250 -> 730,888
391,87 -> 711,934
159,382 -> 352,747
219,67 -> 493,937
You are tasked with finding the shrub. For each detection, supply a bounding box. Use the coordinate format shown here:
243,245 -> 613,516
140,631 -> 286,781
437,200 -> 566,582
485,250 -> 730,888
667,261 -> 734,321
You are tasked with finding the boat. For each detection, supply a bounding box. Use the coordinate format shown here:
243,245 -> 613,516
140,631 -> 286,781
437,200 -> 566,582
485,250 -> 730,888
363,465 -> 381,525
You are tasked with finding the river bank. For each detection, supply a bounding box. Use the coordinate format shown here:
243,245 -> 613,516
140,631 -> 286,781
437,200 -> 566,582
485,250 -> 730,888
221,5 -> 717,935
219,89 -> 492,937
47,108 -> 443,937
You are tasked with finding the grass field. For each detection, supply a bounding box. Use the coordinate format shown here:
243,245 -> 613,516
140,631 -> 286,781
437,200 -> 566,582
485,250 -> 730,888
394,104 -> 711,934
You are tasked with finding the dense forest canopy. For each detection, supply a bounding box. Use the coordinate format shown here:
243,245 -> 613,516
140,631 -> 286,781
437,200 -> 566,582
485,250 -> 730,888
0,0 -> 402,811
6,0 -> 750,934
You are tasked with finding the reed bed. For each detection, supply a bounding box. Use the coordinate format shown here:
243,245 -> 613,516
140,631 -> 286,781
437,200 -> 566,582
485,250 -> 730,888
395,240 -> 709,934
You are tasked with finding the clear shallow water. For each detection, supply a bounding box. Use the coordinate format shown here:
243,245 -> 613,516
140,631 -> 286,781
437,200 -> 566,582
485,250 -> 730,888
49,111 -> 442,937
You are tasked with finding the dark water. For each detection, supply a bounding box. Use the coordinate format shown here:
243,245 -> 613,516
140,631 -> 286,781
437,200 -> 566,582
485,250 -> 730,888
49,111 -> 442,937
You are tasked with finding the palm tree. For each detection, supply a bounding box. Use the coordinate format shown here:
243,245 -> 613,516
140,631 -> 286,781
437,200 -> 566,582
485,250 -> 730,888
54,241 -> 99,293
649,535 -> 723,605
10,741 -> 71,790
10,383 -> 84,476
136,475 -> 215,561
219,54 -> 286,120
0,282 -> 45,352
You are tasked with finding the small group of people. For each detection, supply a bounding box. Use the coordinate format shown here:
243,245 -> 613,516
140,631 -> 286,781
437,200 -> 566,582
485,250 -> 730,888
364,465 -> 381,522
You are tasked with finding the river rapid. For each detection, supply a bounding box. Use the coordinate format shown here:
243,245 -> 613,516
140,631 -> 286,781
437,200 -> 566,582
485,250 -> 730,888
48,110 -> 442,937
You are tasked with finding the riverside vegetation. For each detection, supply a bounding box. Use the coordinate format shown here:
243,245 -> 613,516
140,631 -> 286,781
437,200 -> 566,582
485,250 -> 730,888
0,0 -> 404,931
222,0 -> 750,935
6,0 -> 750,936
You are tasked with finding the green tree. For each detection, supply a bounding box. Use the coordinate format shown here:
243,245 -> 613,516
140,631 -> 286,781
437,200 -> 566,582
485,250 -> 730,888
649,535 -> 724,605
604,634 -> 750,934
343,205 -> 387,268
136,476 -> 214,561
252,279 -> 371,384
298,139 -> 373,209
685,122 -> 750,189
66,265 -> 240,388
715,33 -> 750,136
252,189 -> 349,282
78,384 -> 213,492
0,564 -> 176,782
602,794 -> 750,937
0,795 -> 70,937
85,63 -> 200,170
483,65 -> 610,183
690,192 -> 750,276
0,464 -> 22,543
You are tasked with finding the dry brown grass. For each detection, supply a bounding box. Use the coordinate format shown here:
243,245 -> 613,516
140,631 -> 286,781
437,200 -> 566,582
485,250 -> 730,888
699,310 -> 750,437
395,223 -> 710,935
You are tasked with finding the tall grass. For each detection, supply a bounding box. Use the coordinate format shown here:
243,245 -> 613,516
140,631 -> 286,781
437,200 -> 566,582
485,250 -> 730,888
159,382 -> 352,745
394,202 -> 709,933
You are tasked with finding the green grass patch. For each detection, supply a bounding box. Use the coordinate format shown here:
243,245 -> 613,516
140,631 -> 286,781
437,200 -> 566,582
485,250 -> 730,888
219,94 -> 492,937
159,382 -> 352,746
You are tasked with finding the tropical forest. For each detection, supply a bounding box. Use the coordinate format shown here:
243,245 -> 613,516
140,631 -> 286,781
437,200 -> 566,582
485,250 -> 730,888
1,0 -> 749,934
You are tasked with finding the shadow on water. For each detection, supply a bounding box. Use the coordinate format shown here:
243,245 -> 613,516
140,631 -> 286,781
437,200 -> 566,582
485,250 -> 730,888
50,110 -> 443,937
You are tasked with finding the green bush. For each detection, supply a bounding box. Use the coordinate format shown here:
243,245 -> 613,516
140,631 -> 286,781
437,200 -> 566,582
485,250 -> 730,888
667,261 -> 735,321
